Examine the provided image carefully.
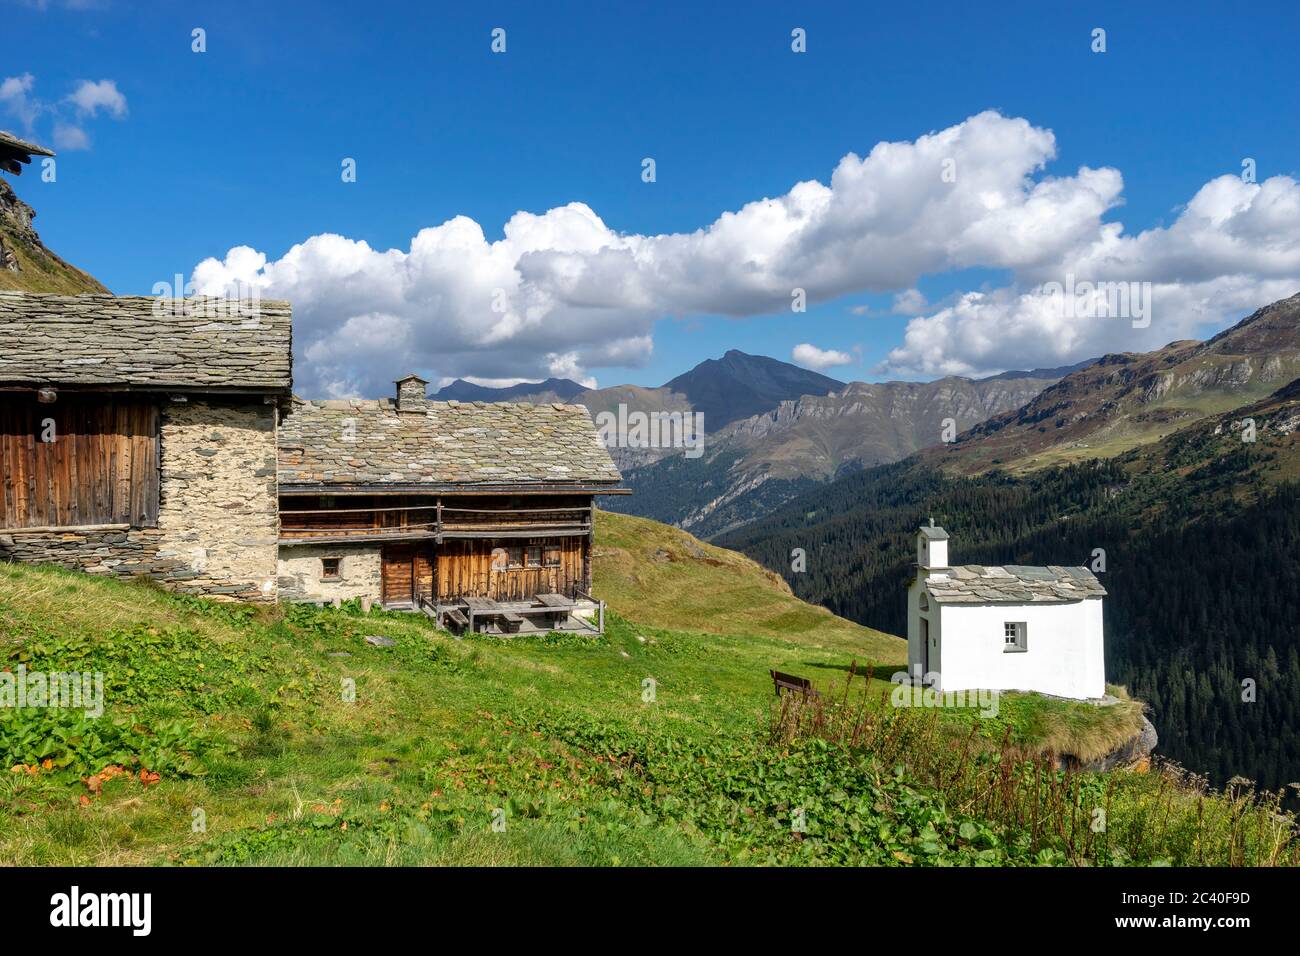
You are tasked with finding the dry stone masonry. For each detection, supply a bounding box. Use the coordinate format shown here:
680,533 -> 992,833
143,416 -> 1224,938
277,543 -> 382,603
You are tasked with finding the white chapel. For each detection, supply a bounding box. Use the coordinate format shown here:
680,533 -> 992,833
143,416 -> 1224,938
907,523 -> 1107,700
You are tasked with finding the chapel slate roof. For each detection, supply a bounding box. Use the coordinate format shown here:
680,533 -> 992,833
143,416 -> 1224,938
925,564 -> 1106,605
0,292 -> 293,391
277,398 -> 624,488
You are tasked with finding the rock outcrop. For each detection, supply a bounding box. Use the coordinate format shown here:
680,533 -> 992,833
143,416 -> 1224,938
1081,715 -> 1159,772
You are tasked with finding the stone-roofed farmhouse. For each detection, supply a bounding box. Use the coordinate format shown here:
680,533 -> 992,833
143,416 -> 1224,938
908,523 -> 1107,700
0,293 -> 627,628
276,375 -> 627,619
0,292 -> 292,600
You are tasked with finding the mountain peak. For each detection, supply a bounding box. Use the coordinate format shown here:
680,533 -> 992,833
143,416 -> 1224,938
664,350 -> 846,428
431,377 -> 587,403
1203,291 -> 1300,354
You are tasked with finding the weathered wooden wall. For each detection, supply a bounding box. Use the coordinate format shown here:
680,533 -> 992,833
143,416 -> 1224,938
283,492 -> 596,605
434,537 -> 586,602
0,394 -> 159,530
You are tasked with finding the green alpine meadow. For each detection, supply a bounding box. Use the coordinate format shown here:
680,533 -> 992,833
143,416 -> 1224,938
1,512 -> 1293,867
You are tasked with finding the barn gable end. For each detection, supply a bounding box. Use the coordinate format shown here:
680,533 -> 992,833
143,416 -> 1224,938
0,293 -> 292,601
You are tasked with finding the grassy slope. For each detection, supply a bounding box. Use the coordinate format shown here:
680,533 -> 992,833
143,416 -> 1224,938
0,230 -> 107,293
593,510 -> 899,660
0,513 -> 1185,866
0,181 -> 108,294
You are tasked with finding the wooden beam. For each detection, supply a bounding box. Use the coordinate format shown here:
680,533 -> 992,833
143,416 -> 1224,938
440,527 -> 591,540
278,504 -> 440,516
279,503 -> 591,515
439,505 -> 592,514
278,531 -> 437,545
278,484 -> 631,496
0,522 -> 131,534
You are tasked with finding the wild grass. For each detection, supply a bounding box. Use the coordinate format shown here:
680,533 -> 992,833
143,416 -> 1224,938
768,666 -> 1300,866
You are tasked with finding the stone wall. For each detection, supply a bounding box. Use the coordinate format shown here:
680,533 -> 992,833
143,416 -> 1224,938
277,543 -> 382,603
0,397 -> 280,601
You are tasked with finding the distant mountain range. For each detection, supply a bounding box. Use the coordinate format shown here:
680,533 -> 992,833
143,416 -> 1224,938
433,350 -> 844,430
922,293 -> 1300,476
600,372 -> 1063,536
979,359 -> 1099,381
659,350 -> 846,428
439,350 -> 1083,537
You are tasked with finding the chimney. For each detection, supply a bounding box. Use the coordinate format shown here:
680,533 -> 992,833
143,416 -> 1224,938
395,374 -> 429,413
917,523 -> 949,577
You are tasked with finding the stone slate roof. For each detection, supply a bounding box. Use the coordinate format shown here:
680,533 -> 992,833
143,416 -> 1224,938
918,525 -> 949,540
0,131 -> 54,157
278,398 -> 624,488
926,565 -> 1106,605
0,130 -> 55,175
0,292 -> 292,391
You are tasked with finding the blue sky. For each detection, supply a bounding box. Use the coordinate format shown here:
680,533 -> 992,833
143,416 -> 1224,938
6,0 -> 1300,395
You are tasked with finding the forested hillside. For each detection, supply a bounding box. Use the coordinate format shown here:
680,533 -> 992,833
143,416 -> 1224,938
721,379 -> 1300,791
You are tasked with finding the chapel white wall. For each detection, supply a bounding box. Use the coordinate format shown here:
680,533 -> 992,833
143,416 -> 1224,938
930,598 -> 1104,700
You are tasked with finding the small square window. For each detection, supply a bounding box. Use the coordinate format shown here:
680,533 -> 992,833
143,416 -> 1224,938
543,544 -> 561,567
507,546 -> 523,568
525,545 -> 543,567
1003,622 -> 1027,652
321,557 -> 341,580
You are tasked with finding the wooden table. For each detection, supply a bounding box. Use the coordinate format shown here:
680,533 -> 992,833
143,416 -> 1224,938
535,593 -> 572,628
461,596 -> 500,633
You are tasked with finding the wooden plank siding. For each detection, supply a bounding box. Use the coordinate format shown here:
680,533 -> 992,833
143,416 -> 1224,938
284,492 -> 594,604
0,394 -> 159,530
435,537 -> 585,602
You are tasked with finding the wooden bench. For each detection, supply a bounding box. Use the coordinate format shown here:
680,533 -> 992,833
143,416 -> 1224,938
500,611 -> 525,633
771,669 -> 820,697
443,608 -> 469,633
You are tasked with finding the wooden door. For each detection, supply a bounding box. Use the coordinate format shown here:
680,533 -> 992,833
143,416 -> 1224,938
381,545 -> 415,605
414,549 -> 434,606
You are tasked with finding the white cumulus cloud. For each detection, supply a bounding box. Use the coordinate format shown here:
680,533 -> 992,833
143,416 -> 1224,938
882,173 -> 1300,377
0,73 -> 38,128
0,74 -> 126,152
191,110 -> 1300,395
66,79 -> 127,118
792,344 -> 854,371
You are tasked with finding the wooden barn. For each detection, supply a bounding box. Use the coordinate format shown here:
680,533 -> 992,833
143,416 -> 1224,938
0,292 -> 292,600
276,375 -> 626,633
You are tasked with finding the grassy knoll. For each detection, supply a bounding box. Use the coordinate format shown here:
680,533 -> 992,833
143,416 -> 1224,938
0,512 -> 1292,866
